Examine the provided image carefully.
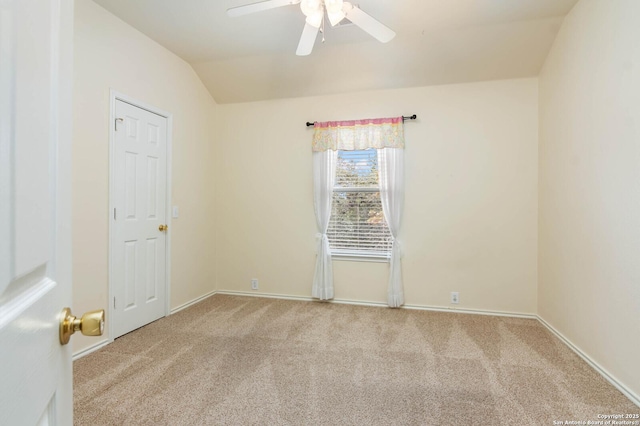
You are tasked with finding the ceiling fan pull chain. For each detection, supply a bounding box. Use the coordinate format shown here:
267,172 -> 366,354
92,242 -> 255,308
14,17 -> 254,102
322,14 -> 326,43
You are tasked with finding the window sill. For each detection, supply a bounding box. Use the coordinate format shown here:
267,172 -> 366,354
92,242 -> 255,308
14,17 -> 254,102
331,251 -> 390,263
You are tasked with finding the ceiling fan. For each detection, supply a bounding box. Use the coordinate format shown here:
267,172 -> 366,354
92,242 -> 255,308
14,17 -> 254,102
227,0 -> 396,56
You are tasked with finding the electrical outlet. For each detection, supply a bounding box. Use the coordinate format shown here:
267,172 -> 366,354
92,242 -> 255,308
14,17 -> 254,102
251,279 -> 259,290
451,291 -> 459,304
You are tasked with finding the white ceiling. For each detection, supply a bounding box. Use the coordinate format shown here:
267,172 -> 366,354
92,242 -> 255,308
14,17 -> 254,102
92,0 -> 578,103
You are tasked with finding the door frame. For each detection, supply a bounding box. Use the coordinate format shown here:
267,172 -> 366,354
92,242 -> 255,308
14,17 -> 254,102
108,89 -> 173,342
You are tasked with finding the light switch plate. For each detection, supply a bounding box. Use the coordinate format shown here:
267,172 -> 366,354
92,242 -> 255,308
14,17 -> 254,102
172,206 -> 179,218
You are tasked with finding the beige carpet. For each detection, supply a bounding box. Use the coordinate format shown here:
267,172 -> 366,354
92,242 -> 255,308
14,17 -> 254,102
74,294 -> 637,425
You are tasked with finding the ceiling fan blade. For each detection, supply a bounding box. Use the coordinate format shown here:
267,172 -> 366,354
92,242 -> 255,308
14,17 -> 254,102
343,2 -> 396,43
296,22 -> 319,56
227,0 -> 301,17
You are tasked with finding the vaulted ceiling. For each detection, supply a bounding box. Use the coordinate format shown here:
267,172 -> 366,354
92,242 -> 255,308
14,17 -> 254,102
92,0 -> 578,103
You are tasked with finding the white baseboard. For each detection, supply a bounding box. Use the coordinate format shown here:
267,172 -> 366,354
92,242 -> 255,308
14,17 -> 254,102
72,338 -> 110,361
401,303 -> 536,319
537,315 -> 640,408
170,289 -> 217,314
215,290 -> 313,303
214,290 -> 537,319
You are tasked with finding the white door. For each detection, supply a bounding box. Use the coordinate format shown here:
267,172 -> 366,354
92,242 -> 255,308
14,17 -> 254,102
0,0 -> 74,425
112,99 -> 168,338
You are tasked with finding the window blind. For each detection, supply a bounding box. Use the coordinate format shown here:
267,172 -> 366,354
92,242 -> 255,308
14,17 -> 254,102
328,150 -> 392,256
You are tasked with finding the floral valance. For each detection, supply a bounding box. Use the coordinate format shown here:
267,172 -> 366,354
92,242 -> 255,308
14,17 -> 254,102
312,116 -> 405,152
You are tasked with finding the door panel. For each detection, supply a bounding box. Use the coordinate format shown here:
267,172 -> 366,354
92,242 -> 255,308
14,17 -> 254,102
146,238 -> 158,301
0,0 -> 73,424
124,241 -> 137,309
113,100 -> 167,338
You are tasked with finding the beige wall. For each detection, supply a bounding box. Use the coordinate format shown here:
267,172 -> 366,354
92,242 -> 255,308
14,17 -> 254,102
72,0 -> 218,352
216,79 -> 539,315
539,0 -> 640,400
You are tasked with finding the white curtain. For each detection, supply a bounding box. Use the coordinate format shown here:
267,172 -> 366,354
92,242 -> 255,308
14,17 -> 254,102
312,149 -> 337,300
377,148 -> 405,307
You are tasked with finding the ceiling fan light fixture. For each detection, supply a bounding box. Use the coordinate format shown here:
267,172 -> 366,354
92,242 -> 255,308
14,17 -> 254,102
300,0 -> 321,17
306,11 -> 323,28
325,0 -> 344,26
324,0 -> 343,14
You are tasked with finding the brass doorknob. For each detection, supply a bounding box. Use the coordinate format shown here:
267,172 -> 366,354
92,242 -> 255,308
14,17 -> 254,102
159,224 -> 168,231
59,308 -> 105,345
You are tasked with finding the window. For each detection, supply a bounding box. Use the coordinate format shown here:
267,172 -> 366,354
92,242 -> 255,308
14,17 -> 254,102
327,149 -> 392,258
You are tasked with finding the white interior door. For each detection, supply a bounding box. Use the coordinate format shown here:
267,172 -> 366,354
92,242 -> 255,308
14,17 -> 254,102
0,0 -> 74,425
112,99 -> 168,339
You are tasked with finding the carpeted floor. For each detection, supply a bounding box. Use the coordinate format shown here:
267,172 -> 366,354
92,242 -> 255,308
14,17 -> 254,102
74,294 -> 637,425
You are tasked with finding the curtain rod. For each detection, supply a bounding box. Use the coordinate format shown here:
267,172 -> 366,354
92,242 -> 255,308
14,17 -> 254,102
305,115 -> 417,127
